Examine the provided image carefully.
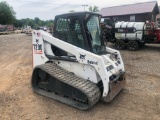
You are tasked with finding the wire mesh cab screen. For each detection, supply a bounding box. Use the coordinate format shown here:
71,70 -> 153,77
54,16 -> 86,49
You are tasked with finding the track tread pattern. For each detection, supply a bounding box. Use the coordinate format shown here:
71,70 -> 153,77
32,62 -> 101,110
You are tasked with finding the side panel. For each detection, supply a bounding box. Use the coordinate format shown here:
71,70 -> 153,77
32,32 -> 48,67
54,60 -> 101,83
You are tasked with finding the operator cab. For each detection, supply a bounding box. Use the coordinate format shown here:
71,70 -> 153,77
53,12 -> 105,56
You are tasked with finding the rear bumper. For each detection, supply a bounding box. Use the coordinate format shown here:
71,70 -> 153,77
102,72 -> 126,102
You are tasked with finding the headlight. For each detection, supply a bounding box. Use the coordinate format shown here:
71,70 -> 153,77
106,65 -> 114,71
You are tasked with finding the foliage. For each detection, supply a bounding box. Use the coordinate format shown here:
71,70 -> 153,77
0,1 -> 16,24
89,6 -> 99,12
0,1 -> 54,28
14,18 -> 54,28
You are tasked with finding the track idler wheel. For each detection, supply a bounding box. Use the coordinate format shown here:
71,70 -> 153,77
38,69 -> 49,82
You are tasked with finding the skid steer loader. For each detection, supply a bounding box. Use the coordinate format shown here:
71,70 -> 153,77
31,12 -> 126,110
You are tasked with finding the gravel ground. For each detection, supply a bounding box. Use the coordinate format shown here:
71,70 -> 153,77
0,34 -> 160,120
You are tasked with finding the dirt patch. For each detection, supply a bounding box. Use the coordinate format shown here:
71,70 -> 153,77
0,34 -> 160,120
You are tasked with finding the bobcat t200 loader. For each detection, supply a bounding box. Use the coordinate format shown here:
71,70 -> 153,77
31,12 -> 126,110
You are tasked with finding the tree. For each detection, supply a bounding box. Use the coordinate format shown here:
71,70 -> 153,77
34,17 -> 40,25
14,19 -> 23,27
28,19 -> 35,27
89,6 -> 99,12
13,17 -> 54,28
0,1 -> 16,24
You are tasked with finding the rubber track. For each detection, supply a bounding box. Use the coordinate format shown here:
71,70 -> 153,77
32,62 -> 101,110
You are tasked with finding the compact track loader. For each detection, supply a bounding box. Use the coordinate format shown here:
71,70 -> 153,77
31,12 -> 126,110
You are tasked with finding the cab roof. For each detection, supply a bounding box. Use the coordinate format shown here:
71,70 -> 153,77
55,12 -> 101,19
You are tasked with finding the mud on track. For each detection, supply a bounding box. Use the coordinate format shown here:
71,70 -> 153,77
0,34 -> 160,120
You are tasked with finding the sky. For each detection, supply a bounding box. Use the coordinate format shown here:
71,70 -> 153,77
1,0 -> 160,20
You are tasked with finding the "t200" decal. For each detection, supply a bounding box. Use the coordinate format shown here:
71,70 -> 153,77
33,39 -> 43,54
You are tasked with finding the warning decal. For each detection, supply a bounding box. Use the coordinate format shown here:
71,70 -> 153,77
33,39 -> 43,54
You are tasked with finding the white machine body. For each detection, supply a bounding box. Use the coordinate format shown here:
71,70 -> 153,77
32,30 -> 125,99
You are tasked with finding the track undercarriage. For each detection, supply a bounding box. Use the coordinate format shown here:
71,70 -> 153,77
31,62 -> 101,110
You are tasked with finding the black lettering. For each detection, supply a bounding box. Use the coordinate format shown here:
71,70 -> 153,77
33,44 -> 37,50
38,44 -> 42,50
33,44 -> 42,50
35,44 -> 38,50
87,60 -> 98,65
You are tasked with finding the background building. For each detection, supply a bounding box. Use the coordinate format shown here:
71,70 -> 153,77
99,1 -> 159,25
